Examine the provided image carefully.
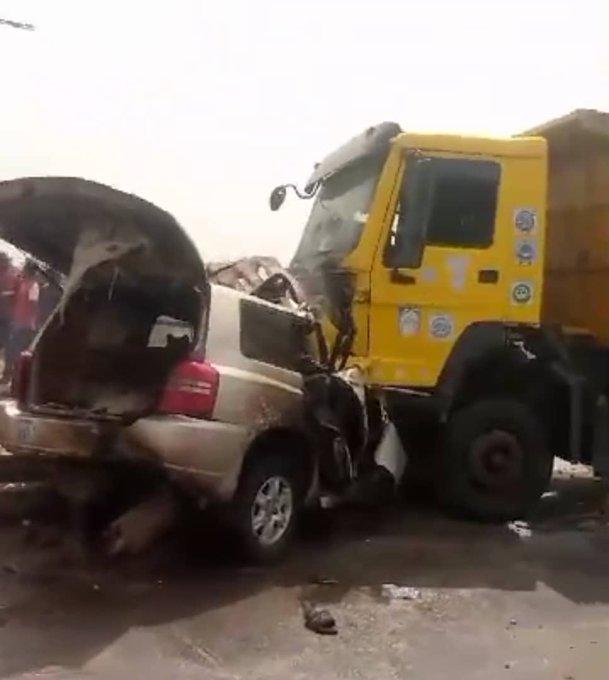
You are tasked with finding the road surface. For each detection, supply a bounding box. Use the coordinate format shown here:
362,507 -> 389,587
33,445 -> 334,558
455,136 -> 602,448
0,465 -> 607,680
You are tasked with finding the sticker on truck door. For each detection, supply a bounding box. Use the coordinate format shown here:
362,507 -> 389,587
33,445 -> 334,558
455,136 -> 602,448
399,307 -> 421,336
511,281 -> 534,305
429,314 -> 455,339
514,208 -> 537,233
515,238 -> 537,265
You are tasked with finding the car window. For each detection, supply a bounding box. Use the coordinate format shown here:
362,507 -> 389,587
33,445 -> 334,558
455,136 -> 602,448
240,299 -> 311,371
147,315 -> 194,348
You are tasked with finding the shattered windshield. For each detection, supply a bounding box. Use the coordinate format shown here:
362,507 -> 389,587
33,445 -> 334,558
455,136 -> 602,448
291,155 -> 384,266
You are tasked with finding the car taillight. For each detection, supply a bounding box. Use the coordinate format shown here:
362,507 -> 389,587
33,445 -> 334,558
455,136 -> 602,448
11,351 -> 33,405
159,360 -> 219,418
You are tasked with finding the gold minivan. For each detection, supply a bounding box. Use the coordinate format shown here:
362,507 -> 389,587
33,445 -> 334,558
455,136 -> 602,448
0,176 -> 316,561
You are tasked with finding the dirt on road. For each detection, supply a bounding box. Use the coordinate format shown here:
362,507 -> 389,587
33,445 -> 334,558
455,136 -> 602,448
0,466 -> 607,680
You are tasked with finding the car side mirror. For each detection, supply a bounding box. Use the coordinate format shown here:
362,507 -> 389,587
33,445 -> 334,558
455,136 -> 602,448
269,186 -> 287,211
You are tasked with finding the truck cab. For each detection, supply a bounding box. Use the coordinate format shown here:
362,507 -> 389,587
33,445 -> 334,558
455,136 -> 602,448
274,111 -> 609,521
286,124 -> 547,384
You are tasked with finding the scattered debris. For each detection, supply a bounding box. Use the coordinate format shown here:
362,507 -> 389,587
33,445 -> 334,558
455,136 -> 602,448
381,584 -> 421,601
302,601 -> 338,636
507,521 -> 532,538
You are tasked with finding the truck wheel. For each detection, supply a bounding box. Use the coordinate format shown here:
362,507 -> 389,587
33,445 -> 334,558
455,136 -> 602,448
442,399 -> 553,522
231,452 -> 304,563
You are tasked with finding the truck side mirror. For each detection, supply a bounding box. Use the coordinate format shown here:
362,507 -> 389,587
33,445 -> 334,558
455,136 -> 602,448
269,186 -> 287,211
385,155 -> 434,270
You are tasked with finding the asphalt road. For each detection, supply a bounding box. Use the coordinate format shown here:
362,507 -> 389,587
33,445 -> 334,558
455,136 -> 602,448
0,465 -> 607,680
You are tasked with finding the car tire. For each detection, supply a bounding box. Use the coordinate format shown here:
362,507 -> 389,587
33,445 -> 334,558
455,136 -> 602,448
441,399 -> 553,522
231,452 -> 305,563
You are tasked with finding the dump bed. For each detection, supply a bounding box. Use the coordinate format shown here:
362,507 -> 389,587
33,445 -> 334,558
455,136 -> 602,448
527,110 -> 609,342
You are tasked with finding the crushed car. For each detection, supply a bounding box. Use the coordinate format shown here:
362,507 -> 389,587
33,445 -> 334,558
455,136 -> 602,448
0,177 -> 406,562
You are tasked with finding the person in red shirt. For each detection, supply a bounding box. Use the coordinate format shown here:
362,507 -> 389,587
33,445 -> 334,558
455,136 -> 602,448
2,260 -> 40,383
0,252 -> 17,352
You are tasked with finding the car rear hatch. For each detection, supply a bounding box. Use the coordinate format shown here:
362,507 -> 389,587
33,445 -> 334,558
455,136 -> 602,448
0,177 -> 209,426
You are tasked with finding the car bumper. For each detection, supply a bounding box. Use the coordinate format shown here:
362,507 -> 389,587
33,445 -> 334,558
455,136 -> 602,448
0,399 -> 107,459
121,415 -> 252,500
0,400 -> 252,502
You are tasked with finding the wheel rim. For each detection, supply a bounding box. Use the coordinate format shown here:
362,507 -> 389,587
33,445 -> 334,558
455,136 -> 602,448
251,476 -> 294,546
469,430 -> 524,490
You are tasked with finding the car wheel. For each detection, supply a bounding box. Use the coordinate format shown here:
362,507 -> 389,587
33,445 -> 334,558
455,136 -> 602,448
441,399 -> 553,522
231,452 -> 303,563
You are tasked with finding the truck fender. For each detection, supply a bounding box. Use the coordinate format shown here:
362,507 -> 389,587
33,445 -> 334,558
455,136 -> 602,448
435,322 -> 510,411
438,322 -> 589,462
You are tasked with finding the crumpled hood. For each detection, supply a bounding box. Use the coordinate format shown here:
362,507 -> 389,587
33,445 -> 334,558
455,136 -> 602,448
0,176 -> 206,287
207,255 -> 285,293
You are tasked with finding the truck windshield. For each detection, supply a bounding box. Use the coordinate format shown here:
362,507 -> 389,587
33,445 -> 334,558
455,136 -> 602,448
291,155 -> 383,265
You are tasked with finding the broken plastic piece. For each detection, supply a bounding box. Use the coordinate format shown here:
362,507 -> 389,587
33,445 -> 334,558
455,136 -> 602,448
381,583 -> 421,601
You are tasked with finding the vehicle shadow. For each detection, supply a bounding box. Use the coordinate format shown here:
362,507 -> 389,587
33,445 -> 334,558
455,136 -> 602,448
0,469 -> 606,678
292,472 -> 609,608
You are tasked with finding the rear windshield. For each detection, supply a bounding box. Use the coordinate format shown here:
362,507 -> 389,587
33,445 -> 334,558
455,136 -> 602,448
148,316 -> 195,348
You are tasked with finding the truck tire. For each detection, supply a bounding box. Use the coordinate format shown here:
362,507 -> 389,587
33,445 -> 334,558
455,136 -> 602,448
441,399 -> 553,522
230,452 -> 305,563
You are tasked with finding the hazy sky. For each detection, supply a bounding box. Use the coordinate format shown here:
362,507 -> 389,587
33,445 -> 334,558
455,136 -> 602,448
0,0 -> 607,263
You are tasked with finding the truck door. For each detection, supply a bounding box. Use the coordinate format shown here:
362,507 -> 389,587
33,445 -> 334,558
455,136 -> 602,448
368,152 -> 507,388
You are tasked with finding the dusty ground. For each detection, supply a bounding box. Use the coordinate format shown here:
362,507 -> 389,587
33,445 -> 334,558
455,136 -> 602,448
0,465 -> 607,680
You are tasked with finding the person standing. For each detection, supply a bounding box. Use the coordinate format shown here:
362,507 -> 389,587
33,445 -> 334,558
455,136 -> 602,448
0,253 -> 16,353
2,260 -> 40,383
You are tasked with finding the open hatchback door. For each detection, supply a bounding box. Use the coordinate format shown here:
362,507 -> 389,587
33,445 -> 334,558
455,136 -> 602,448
0,176 -> 208,422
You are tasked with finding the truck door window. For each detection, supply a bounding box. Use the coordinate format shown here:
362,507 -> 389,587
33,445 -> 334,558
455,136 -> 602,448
426,158 -> 500,248
385,157 -> 500,267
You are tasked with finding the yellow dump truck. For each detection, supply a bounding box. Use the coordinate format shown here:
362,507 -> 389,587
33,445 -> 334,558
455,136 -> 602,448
270,109 -> 609,521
